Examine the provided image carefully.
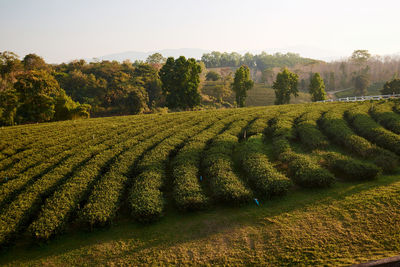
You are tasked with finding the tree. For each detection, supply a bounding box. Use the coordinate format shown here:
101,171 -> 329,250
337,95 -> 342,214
0,51 -> 22,79
351,50 -> 371,65
0,51 -> 22,91
54,92 -> 91,121
14,70 -> 62,123
381,78 -> 400,95
159,56 -> 202,110
309,73 -> 327,102
353,74 -> 370,96
0,89 -> 18,125
206,71 -> 221,81
22,53 -> 48,70
133,63 -> 163,107
272,68 -> 299,105
261,68 -> 274,86
124,87 -> 149,114
328,72 -> 335,90
146,53 -> 166,65
300,79 -> 306,91
231,65 -> 254,107
213,74 -> 233,102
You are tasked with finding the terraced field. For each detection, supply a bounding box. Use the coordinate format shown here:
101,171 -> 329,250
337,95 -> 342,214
1,100 -> 400,265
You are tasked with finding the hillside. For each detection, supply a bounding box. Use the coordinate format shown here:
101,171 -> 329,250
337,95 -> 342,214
202,82 -> 311,106
1,100 -> 400,265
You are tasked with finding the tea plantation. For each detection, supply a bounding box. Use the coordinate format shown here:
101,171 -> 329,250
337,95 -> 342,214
1,100 -> 400,265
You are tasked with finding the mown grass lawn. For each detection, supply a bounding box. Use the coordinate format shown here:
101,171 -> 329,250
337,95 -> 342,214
1,173 -> 399,266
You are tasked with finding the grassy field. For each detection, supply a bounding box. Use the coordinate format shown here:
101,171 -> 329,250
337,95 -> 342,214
1,100 -> 400,265
202,82 -> 311,106
334,82 -> 384,98
240,83 -> 311,106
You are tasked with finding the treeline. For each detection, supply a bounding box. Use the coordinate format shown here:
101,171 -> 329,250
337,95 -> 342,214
0,50 -> 258,126
288,50 -> 400,94
0,52 -> 91,126
0,51 -> 167,126
201,51 -> 319,69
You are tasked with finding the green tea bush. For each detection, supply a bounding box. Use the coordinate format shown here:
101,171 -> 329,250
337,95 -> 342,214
369,101 -> 400,135
321,152 -> 380,181
295,111 -> 329,150
319,106 -> 398,172
202,117 -> 258,204
237,137 -> 292,197
345,104 -> 400,155
283,152 -> 335,188
268,109 -> 335,188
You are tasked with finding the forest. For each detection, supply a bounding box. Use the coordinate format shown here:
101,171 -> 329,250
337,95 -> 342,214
1,50 -> 400,126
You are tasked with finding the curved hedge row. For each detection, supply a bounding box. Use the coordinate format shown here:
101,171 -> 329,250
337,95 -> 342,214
26,116 -> 180,240
0,121 -> 134,210
171,110 -> 241,211
295,109 -> 329,150
320,151 -> 381,181
237,136 -> 292,197
0,118 -> 153,245
129,112 -> 223,223
319,106 -> 398,173
369,101 -> 400,135
345,103 -> 400,156
202,114 -> 259,204
78,113 -> 196,227
268,109 -> 335,188
0,120 -> 134,186
0,117 -> 120,167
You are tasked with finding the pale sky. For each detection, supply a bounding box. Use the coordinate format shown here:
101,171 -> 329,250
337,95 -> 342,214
1,0 -> 399,63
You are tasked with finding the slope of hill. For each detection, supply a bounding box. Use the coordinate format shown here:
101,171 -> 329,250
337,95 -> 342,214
201,83 -> 311,106
238,83 -> 311,106
1,100 -> 400,265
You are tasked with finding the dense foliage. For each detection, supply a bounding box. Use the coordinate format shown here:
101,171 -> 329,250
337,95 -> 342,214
272,68 -> 299,105
309,73 -> 327,102
159,56 -> 202,110
231,65 -> 254,107
201,51 -> 318,70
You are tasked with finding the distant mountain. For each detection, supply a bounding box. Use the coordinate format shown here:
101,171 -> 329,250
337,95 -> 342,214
94,48 -> 211,62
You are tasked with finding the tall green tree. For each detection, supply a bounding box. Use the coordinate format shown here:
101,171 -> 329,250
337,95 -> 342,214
159,56 -> 202,110
381,78 -> 400,95
0,89 -> 18,125
272,68 -> 299,105
231,65 -> 253,107
133,64 -> 163,107
309,73 -> 327,102
353,74 -> 370,96
14,70 -> 62,123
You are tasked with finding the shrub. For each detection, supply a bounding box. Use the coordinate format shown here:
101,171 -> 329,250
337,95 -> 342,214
321,152 -> 380,181
237,137 -> 292,197
295,111 -> 329,150
283,152 -> 335,188
268,110 -> 335,188
345,104 -> 400,155
369,102 -> 400,135
319,107 -> 398,173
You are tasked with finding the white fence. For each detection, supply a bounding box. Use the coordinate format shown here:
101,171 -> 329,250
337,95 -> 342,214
317,94 -> 400,103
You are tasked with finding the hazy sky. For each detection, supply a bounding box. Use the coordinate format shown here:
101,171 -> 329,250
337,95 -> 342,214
1,0 -> 399,63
